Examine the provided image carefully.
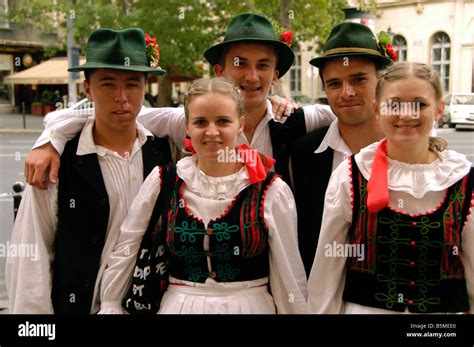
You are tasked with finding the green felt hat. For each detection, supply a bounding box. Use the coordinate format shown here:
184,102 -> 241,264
69,28 -> 166,75
204,13 -> 295,78
310,22 -> 392,69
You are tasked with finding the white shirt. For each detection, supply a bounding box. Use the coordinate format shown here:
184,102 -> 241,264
314,119 -> 352,171
6,116 -> 152,313
34,102 -> 336,160
99,155 -> 308,314
307,141 -> 474,314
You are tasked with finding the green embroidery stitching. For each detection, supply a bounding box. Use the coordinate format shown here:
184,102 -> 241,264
213,244 -> 233,261
212,222 -> 240,242
185,266 -> 210,282
378,215 -> 441,233
176,246 -> 205,263
175,220 -> 205,243
216,264 -> 240,281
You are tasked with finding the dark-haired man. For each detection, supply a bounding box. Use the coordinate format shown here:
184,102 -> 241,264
290,22 -> 394,276
6,28 -> 172,313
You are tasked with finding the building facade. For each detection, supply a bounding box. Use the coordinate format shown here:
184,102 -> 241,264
290,0 -> 474,103
0,0 -> 59,114
375,0 -> 473,93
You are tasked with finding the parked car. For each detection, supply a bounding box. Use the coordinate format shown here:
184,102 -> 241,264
438,93 -> 474,129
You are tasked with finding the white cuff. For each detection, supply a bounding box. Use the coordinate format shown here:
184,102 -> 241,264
98,301 -> 128,314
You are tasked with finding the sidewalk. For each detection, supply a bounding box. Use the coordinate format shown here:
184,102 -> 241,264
0,113 -> 42,313
0,113 -> 44,134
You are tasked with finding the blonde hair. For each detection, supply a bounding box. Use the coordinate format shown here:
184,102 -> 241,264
184,77 -> 244,123
375,62 -> 448,155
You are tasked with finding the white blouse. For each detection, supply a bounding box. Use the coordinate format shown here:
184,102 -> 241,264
99,155 -> 307,314
307,141 -> 474,314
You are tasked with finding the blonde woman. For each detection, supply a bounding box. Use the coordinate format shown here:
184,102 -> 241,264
308,62 -> 473,314
99,77 -> 307,314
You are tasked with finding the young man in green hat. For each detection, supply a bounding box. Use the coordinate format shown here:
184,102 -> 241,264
24,13 -> 334,188
290,22 -> 395,276
6,28 -> 172,313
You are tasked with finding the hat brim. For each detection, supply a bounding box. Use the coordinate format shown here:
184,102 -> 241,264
204,38 -> 295,78
310,52 -> 392,69
68,62 -> 166,76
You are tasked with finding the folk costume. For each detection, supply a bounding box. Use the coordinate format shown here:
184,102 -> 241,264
6,28 -> 171,314
307,140 -> 474,314
33,13 -> 335,186
291,22 -> 393,276
99,146 -> 307,314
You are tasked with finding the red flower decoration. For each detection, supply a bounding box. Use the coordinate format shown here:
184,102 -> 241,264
280,31 -> 293,45
145,32 -> 157,46
145,32 -> 161,69
377,31 -> 398,62
385,43 -> 398,61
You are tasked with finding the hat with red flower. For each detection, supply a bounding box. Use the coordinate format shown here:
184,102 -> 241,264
69,28 -> 166,75
204,13 -> 295,78
310,22 -> 394,69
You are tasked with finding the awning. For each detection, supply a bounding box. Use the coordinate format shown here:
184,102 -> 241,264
4,57 -> 85,85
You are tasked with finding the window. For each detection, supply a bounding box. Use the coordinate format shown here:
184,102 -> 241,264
431,32 -> 450,91
0,0 -> 9,29
393,35 -> 407,62
290,46 -> 301,95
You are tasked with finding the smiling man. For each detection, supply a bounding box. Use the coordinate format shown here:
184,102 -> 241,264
290,22 -> 394,276
25,13 -> 335,188
6,28 -> 172,313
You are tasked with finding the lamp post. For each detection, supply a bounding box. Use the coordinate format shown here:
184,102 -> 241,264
67,2 -> 78,106
387,26 -> 394,41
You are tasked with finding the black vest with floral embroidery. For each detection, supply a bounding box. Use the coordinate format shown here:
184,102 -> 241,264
343,156 -> 473,313
163,173 -> 277,283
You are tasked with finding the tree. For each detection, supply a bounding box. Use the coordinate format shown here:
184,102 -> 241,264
8,0 -> 376,104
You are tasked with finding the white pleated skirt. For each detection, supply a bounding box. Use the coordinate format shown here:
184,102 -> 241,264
158,276 -> 276,314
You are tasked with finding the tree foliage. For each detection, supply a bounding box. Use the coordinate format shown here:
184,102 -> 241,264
8,0 -> 376,104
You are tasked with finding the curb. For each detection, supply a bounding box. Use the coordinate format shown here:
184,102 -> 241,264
0,129 -> 43,134
0,300 -> 8,311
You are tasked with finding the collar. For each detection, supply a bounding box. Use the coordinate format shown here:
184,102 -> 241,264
314,119 -> 352,156
356,140 -> 472,199
76,115 -> 153,157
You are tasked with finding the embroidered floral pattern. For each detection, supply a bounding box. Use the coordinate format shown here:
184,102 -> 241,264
165,176 -> 271,283
216,264 -> 240,281
344,160 -> 471,312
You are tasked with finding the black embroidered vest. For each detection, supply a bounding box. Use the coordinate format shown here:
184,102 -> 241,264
290,126 -> 332,276
164,173 -> 277,283
52,133 -> 171,314
343,156 -> 473,313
